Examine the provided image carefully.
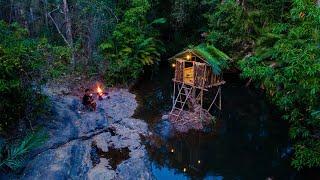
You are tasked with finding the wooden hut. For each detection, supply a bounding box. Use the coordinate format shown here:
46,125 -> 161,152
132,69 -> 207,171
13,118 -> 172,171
168,44 -> 229,129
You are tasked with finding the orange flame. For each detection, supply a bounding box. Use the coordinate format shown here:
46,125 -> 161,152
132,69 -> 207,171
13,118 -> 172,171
97,86 -> 103,96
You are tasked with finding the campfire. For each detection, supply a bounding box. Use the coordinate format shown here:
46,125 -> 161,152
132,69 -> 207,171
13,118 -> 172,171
97,86 -> 103,95
97,86 -> 104,100
96,85 -> 110,100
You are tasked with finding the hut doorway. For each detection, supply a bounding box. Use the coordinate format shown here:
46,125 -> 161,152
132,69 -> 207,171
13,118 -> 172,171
183,61 -> 194,85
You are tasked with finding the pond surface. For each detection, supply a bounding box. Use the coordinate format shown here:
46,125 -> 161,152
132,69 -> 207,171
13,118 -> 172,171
131,62 -> 316,180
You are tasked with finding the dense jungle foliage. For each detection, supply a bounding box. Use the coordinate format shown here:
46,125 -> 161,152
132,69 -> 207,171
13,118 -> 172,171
0,0 -> 319,172
206,0 -> 320,169
99,0 -> 166,84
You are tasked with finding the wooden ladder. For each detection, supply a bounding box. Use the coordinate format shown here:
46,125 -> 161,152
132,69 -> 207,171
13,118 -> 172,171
170,83 -> 193,121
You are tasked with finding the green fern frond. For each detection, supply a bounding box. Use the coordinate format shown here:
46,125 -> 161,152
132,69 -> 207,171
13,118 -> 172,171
0,130 -> 47,171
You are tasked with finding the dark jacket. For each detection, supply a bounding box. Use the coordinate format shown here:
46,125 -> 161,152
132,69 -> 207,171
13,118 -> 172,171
82,94 -> 93,105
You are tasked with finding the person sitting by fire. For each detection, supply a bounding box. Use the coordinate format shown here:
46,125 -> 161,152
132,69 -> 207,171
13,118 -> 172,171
82,89 -> 97,111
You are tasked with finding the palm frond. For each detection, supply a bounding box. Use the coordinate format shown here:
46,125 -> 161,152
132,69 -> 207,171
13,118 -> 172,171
192,43 -> 230,74
150,18 -> 166,25
0,130 -> 48,171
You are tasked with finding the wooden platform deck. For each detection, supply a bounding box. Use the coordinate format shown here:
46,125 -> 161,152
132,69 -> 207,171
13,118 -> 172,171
172,78 -> 225,90
168,109 -> 213,133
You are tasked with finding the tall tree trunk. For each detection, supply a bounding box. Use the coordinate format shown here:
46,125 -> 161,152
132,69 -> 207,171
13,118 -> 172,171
241,0 -> 246,9
9,0 -> 14,23
63,0 -> 75,68
87,16 -> 94,65
44,0 -> 49,30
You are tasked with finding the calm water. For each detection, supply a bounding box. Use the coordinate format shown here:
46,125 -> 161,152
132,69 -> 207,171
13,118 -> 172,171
131,63 -> 317,180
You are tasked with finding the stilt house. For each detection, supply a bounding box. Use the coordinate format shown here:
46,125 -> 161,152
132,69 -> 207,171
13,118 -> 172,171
169,44 -> 230,123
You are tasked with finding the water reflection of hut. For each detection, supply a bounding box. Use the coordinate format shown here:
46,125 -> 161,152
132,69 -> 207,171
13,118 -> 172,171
169,44 -> 230,127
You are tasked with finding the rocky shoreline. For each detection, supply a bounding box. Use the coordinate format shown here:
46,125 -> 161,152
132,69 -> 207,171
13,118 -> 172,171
21,87 -> 153,180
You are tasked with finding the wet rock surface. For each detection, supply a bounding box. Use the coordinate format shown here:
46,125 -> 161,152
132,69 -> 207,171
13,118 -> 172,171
21,87 -> 153,180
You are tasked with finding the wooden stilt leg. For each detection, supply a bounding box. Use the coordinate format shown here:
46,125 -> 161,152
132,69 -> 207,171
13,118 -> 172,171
173,82 -> 176,106
219,87 -> 222,110
200,88 -> 203,121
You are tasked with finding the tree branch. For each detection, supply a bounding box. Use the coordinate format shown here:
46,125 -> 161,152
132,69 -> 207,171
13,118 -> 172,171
47,6 -> 71,48
106,6 -> 119,23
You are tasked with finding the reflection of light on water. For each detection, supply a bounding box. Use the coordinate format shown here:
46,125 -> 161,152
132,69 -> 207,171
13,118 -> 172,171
183,167 -> 187,172
151,162 -> 188,180
203,174 -> 224,180
135,64 -> 294,179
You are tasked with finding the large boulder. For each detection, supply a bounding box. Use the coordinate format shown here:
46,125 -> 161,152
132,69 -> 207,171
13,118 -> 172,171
21,87 -> 153,180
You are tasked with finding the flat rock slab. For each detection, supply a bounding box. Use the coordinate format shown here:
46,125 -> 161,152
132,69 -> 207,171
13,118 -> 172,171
22,87 -> 153,180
